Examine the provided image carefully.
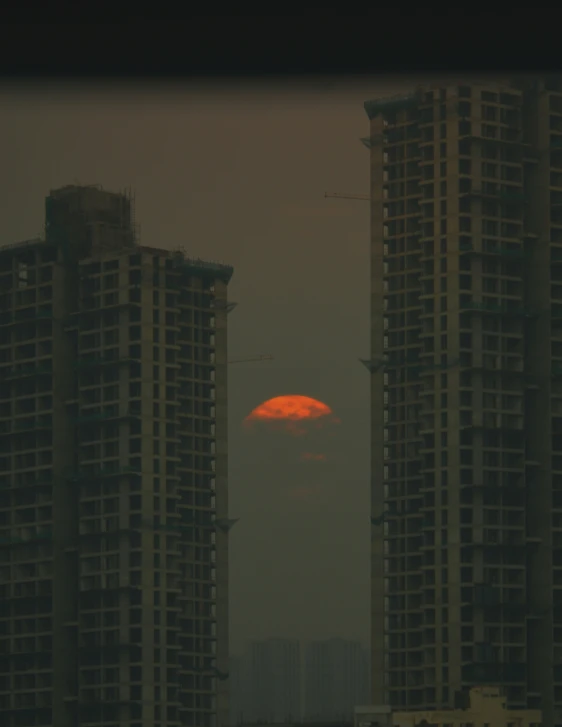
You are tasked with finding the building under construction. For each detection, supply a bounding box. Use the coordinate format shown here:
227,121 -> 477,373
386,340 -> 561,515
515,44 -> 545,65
366,77 -> 562,723
0,184 -> 233,727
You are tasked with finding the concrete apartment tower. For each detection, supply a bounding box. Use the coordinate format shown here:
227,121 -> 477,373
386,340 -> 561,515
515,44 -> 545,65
0,185 -> 233,727
366,77 -> 562,724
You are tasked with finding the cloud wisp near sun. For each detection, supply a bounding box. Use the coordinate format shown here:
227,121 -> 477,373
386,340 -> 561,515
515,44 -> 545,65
243,395 -> 339,503
299,452 -> 327,462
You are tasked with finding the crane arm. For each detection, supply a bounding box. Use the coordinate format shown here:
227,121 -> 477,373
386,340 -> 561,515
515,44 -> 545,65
228,354 -> 273,364
324,192 -> 369,201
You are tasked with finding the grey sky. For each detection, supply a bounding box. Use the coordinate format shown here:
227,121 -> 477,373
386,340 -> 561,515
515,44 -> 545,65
0,77 -> 412,653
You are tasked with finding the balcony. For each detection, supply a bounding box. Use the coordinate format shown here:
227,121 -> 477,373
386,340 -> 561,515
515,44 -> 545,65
69,466 -> 141,482
419,358 -> 460,374
459,240 -> 526,259
3,416 -> 52,435
0,363 -> 52,381
469,529 -> 527,549
74,355 -> 135,370
0,476 -> 53,492
74,407 -> 141,425
458,128 -> 523,146
460,300 -> 534,318
0,308 -> 53,327
0,529 -> 52,546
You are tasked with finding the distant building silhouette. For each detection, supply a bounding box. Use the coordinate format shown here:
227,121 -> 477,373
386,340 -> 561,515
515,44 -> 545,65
304,639 -> 369,721
230,639 -> 301,724
230,654 -> 250,726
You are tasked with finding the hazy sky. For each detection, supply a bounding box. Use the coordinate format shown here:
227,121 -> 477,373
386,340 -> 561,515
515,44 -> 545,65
0,76 -> 413,653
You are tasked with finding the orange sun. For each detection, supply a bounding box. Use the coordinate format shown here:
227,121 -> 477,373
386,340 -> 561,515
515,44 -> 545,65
244,394 -> 340,436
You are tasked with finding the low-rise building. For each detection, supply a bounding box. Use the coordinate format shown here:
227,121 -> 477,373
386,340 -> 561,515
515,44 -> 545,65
355,687 -> 541,727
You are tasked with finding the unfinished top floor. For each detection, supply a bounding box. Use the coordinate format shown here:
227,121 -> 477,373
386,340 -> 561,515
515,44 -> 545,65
0,185 -> 233,285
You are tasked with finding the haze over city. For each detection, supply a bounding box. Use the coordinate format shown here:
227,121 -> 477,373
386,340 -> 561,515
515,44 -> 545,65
4,73 -> 562,727
0,78 -> 415,654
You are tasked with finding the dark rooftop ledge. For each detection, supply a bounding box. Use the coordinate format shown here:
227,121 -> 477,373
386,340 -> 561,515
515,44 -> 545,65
168,248 -> 234,283
364,91 -> 420,120
140,246 -> 233,282
0,238 -> 46,254
0,238 -> 234,283
179,256 -> 234,283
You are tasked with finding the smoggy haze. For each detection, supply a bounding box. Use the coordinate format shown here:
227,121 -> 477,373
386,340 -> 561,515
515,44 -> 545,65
0,77 -> 419,652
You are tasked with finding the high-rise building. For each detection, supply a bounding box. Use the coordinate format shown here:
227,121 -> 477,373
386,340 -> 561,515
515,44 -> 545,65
304,639 -> 369,721
232,638 -> 301,723
366,76 -> 562,723
0,185 -> 233,727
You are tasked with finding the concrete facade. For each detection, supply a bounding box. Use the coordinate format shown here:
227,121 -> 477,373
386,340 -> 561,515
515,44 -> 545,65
0,185 -> 233,727
366,77 -> 562,722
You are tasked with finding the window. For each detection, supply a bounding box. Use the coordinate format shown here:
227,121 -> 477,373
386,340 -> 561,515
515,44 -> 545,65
482,162 -> 498,178
460,274 -> 472,290
482,104 -> 497,121
104,273 -> 118,289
